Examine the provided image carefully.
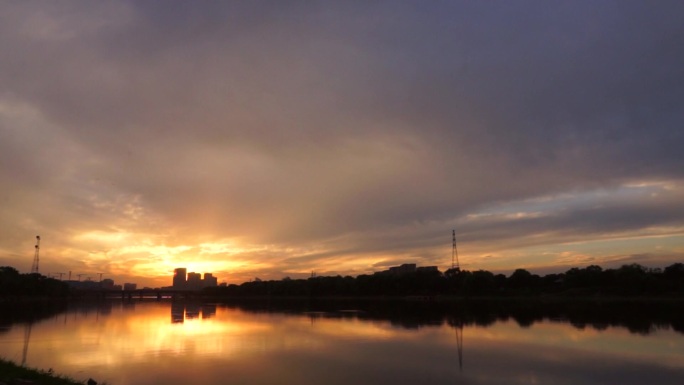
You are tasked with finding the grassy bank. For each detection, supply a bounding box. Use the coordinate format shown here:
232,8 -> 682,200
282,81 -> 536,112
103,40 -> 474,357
0,358 -> 86,385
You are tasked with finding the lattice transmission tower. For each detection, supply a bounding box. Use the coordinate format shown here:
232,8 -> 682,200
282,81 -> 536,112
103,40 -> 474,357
31,235 -> 40,274
452,230 -> 459,271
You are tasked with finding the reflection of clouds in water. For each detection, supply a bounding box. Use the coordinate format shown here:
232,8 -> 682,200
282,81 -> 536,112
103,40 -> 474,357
0,302 -> 682,385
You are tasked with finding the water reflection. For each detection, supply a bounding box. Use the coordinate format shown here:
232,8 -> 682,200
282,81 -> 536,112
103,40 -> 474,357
453,320 -> 463,372
170,301 -> 217,323
0,299 -> 682,385
21,323 -> 31,366
171,302 -> 184,323
212,298 -> 684,335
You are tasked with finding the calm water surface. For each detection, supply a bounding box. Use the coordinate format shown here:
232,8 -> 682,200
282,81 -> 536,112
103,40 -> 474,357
1,300 -> 683,385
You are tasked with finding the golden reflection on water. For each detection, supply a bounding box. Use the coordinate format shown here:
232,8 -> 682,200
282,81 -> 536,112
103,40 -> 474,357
1,301 -> 683,385
8,302 -> 408,370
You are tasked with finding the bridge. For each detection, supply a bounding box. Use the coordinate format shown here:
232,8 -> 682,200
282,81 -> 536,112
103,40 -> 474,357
75,288 -> 205,300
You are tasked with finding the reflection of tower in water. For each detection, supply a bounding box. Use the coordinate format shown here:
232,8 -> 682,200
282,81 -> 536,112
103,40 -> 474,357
447,318 -> 464,373
21,322 -> 32,367
455,321 -> 463,372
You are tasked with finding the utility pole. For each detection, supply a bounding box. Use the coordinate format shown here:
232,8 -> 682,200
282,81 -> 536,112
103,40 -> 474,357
76,274 -> 84,281
31,236 -> 40,274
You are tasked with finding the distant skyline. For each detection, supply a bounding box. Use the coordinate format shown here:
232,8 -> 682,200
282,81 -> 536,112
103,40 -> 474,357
1,1 -> 683,288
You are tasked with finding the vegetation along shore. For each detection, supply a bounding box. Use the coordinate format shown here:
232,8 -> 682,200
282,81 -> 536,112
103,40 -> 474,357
2,263 -> 684,299
0,358 -> 95,385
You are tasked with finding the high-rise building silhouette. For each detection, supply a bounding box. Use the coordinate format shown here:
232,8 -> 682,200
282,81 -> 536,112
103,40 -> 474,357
187,272 -> 202,290
173,268 -> 187,289
203,273 -> 218,287
173,267 -> 218,290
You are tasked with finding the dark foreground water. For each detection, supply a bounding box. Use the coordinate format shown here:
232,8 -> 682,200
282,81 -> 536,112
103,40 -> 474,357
0,299 -> 683,385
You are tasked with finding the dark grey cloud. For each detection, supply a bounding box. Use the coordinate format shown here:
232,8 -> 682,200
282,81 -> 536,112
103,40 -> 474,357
1,1 -> 683,281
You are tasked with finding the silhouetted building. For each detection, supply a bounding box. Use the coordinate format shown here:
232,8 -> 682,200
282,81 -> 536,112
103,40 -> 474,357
101,278 -> 115,290
123,283 -> 137,291
187,272 -> 202,290
203,273 -> 218,288
65,280 -> 101,290
173,268 -> 187,289
417,266 -> 439,273
173,267 -> 218,291
375,263 -> 439,276
389,264 -> 417,275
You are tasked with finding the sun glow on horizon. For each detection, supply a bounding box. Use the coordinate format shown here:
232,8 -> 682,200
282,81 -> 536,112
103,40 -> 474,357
13,178 -> 684,288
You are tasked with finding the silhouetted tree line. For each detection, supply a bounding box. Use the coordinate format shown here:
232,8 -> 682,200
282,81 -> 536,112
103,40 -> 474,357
0,266 -> 70,298
204,263 -> 684,298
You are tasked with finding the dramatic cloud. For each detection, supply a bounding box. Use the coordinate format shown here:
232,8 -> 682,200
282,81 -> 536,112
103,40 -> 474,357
1,1 -> 683,286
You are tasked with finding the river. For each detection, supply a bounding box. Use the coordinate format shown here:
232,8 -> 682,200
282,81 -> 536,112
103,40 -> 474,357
1,299 -> 683,384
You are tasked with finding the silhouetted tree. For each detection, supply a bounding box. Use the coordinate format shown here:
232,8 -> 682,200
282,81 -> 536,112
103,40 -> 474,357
201,261 -> 684,298
0,266 -> 69,297
462,270 -> 496,295
507,269 -> 540,292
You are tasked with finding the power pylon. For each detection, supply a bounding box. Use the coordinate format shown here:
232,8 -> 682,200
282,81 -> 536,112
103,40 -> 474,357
31,236 -> 40,274
452,230 -> 460,271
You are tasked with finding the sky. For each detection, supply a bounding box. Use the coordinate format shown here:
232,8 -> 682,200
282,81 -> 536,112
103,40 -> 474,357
1,1 -> 683,288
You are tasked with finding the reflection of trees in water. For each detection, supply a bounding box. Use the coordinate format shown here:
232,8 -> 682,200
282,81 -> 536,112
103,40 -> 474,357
1,298 -> 681,337
0,301 -> 68,334
0,301 -> 68,367
215,298 -> 684,336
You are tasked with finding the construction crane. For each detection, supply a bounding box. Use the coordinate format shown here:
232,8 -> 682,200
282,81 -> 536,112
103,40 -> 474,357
76,274 -> 84,281
31,235 -> 40,274
98,273 -> 103,282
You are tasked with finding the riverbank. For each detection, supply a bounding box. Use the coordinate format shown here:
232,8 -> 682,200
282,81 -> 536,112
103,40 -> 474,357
0,358 -> 90,385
